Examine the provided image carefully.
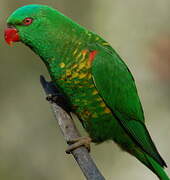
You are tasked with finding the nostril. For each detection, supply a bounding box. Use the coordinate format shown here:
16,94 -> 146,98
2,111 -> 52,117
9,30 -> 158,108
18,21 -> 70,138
7,24 -> 19,32
7,23 -> 15,28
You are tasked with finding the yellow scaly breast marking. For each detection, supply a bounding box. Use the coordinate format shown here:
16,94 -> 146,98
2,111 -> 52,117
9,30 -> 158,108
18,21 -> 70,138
66,69 -> 72,77
71,72 -> 79,79
104,107 -> 111,114
89,84 -> 94,88
81,50 -> 88,60
59,62 -> 65,68
71,64 -> 78,70
92,113 -> 98,118
76,52 -> 82,60
87,74 -> 92,79
100,102 -> 106,108
74,80 -> 81,84
84,110 -> 91,116
86,62 -> 92,69
78,61 -> 87,71
96,97 -> 102,101
79,73 -> 88,79
73,48 -> 78,56
92,90 -> 98,95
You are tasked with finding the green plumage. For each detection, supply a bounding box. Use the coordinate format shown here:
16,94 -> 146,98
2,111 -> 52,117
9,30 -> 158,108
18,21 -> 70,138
6,4 -> 169,179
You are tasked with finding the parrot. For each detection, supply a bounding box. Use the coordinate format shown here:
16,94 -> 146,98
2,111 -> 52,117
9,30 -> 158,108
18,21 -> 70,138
4,4 -> 169,180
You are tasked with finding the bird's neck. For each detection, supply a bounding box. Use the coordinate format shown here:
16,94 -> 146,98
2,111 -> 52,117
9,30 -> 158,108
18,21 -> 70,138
29,22 -> 91,67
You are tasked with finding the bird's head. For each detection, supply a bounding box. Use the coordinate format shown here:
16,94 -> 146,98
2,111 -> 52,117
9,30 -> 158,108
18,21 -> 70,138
4,5 -> 67,50
4,4 -> 85,61
5,5 -> 48,45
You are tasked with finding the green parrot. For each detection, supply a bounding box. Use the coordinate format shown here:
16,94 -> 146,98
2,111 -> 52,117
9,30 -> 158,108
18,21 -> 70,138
4,4 -> 169,180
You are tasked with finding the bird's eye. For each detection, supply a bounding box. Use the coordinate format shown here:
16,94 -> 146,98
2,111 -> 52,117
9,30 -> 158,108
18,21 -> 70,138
23,18 -> 33,25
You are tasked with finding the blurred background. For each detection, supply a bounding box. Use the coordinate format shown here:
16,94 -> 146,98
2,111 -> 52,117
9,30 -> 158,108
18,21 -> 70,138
1,0 -> 170,179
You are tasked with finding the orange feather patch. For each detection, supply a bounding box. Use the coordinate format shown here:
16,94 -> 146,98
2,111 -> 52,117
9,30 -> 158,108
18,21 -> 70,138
88,50 -> 98,65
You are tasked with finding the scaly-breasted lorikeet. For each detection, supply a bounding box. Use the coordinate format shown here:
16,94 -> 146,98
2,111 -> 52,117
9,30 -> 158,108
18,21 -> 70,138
4,4 -> 169,180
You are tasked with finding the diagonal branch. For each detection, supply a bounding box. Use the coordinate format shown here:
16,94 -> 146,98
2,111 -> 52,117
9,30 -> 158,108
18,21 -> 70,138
40,75 -> 105,180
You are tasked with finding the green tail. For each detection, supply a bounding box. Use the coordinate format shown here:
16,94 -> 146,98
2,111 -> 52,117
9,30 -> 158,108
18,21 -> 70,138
133,149 -> 169,180
145,154 -> 169,180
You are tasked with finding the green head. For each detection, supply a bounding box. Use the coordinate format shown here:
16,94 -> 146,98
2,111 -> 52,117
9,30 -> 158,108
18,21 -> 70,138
5,4 -> 84,60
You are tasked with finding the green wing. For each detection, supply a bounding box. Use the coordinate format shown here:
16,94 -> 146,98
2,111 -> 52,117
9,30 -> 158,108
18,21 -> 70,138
91,43 -> 166,167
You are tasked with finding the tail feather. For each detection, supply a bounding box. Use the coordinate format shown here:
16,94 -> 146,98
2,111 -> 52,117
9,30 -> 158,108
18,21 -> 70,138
131,148 -> 169,180
145,154 -> 169,180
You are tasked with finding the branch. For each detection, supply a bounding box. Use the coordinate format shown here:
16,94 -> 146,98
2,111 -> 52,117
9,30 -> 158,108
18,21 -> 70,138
40,75 -> 105,180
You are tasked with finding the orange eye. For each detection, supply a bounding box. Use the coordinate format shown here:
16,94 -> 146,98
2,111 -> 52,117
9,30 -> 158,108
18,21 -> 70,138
23,18 -> 33,25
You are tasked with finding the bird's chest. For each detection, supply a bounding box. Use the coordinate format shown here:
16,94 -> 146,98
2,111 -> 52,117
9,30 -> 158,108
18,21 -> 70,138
55,62 -> 111,122
57,73 -> 112,131
49,54 -> 114,142
50,52 -> 109,116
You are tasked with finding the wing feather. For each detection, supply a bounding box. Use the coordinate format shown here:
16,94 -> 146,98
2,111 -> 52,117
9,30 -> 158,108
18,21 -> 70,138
91,43 -> 166,167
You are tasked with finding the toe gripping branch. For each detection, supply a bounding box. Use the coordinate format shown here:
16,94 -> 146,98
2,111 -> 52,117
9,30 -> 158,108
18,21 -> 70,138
40,75 -> 71,113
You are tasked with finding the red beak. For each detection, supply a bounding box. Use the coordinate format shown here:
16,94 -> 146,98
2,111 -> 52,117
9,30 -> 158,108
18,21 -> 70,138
4,28 -> 20,46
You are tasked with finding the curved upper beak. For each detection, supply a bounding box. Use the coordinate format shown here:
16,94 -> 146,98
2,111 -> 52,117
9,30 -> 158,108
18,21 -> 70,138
4,27 -> 20,46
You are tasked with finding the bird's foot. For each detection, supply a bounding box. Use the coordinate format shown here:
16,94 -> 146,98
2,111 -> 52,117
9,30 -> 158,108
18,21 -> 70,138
46,93 -> 59,103
40,75 -> 71,113
66,136 -> 92,154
